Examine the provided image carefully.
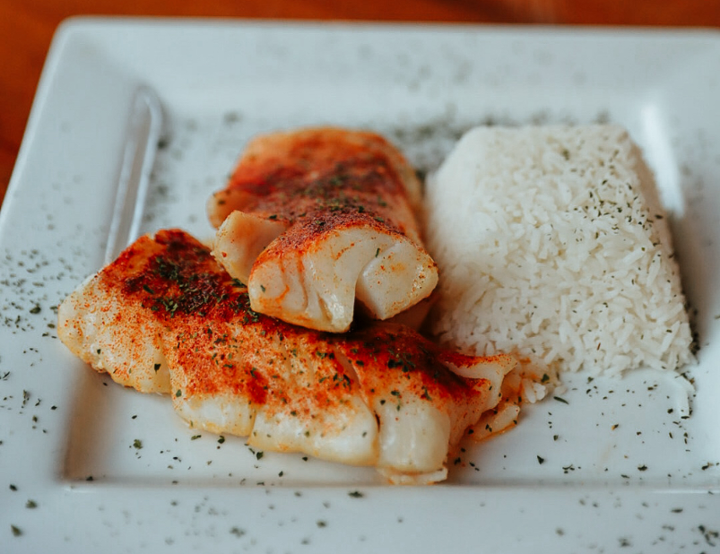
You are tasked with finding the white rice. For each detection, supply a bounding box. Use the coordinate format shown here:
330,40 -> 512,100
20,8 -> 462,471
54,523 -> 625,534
424,124 -> 694,377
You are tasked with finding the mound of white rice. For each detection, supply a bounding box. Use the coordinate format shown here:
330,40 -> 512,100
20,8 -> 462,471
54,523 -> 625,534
424,124 -> 694,377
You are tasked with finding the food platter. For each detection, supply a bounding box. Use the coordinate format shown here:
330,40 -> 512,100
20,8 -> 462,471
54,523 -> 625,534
2,18 -> 720,552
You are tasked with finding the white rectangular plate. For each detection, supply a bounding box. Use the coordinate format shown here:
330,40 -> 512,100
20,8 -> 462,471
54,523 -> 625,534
2,18 -> 720,553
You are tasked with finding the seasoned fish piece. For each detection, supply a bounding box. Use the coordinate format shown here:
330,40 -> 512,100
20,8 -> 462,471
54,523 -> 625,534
208,127 -> 438,332
57,230 -> 521,483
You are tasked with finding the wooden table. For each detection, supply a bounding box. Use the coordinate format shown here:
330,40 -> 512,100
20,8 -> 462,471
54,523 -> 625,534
1,0 -> 718,206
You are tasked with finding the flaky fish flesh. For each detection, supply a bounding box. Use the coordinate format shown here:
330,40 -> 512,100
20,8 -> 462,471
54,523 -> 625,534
208,127 -> 438,332
58,229 -> 522,483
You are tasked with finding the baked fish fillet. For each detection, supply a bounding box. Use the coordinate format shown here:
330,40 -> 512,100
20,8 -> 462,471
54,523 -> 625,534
57,229 -> 520,483
208,127 -> 439,333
